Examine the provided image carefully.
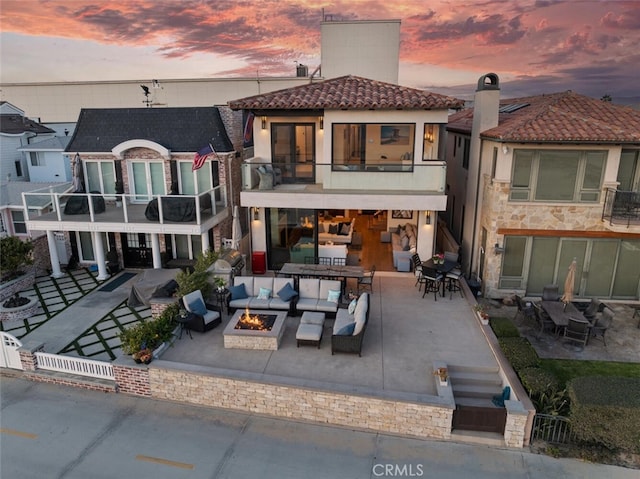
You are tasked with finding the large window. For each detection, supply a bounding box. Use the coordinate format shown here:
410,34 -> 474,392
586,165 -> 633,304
265,207 -> 315,269
271,123 -> 314,183
85,161 -> 116,194
130,161 -> 165,201
332,123 -> 415,171
179,160 -> 219,194
11,210 -> 27,234
510,150 -> 605,202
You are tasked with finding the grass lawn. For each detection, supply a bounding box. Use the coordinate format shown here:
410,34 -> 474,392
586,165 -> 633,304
539,359 -> 640,387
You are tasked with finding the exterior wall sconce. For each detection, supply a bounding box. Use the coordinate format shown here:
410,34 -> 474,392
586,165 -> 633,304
494,243 -> 505,254
319,116 -> 324,130
502,145 -> 509,154
261,116 -> 267,129
424,124 -> 434,143
253,207 -> 260,221
425,211 -> 431,225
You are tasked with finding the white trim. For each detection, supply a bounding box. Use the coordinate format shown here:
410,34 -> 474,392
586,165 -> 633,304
112,139 -> 170,160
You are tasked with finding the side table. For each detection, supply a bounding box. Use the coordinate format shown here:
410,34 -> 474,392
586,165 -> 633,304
176,311 -> 197,339
213,288 -> 230,315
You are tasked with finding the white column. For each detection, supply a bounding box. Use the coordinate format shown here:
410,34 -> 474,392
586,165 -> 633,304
151,233 -> 162,269
201,231 -> 210,253
92,231 -> 109,280
46,230 -> 64,278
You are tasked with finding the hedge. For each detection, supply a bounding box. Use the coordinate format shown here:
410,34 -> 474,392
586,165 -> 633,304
497,336 -> 540,370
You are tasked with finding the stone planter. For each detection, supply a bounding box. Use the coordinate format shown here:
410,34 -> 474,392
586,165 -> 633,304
0,295 -> 40,322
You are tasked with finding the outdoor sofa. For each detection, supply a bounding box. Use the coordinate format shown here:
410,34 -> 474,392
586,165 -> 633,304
228,276 -> 297,313
331,292 -> 370,356
295,278 -> 342,316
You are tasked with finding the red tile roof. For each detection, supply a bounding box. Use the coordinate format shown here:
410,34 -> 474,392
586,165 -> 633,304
229,75 -> 464,111
448,91 -> 640,143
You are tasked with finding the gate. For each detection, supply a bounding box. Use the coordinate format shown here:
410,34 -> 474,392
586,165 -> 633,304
452,405 -> 507,434
0,332 -> 23,370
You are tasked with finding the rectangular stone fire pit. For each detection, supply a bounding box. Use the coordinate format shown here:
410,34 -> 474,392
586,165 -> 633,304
223,309 -> 288,350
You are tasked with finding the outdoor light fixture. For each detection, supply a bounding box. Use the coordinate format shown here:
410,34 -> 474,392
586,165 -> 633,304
319,116 -> 324,130
253,207 -> 260,221
494,243 -> 505,254
425,211 -> 431,225
261,116 -> 267,129
502,145 -> 509,154
424,124 -> 434,143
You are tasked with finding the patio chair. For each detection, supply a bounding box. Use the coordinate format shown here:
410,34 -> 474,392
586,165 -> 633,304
515,295 -> 536,322
590,307 -> 614,346
542,284 -> 560,301
181,290 -> 221,332
563,317 -> 590,348
582,298 -> 602,321
357,265 -> 376,295
414,264 -> 427,291
304,256 -> 316,264
333,257 -> 346,266
446,269 -> 463,299
421,267 -> 443,301
533,303 -> 557,337
318,256 -> 332,265
444,251 -> 459,264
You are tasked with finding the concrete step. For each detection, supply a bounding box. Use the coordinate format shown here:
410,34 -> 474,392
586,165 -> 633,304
447,363 -> 500,375
454,396 -> 498,408
451,383 -> 502,399
449,370 -> 502,387
450,430 -> 505,447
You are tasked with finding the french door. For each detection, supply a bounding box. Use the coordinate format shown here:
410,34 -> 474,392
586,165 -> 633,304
271,124 -> 315,183
130,161 -> 165,202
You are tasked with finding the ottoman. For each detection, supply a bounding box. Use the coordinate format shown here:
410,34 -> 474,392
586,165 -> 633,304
296,312 -> 326,348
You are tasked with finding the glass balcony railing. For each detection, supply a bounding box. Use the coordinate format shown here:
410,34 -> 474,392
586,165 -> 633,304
22,185 -> 228,225
241,158 -> 446,193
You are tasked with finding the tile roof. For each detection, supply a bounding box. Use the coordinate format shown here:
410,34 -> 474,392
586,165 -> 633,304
0,114 -> 54,135
229,75 -> 464,111
66,107 -> 234,153
448,91 -> 640,143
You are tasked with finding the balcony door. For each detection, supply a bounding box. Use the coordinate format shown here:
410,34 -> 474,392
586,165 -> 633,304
130,161 -> 166,202
271,123 -> 314,183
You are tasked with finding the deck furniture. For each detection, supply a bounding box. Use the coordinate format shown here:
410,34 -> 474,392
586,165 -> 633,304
542,284 -> 560,302
331,293 -> 370,356
296,311 -> 326,348
357,265 -> 376,295
563,317 -> 591,348
181,290 -> 221,332
540,300 -> 587,334
421,266 -> 443,301
227,276 -> 297,313
590,307 -> 614,345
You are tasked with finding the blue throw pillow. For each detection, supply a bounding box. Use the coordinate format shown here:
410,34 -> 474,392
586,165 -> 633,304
327,289 -> 341,303
336,322 -> 356,336
257,287 -> 272,300
277,282 -> 298,302
188,297 -> 208,316
229,283 -> 248,300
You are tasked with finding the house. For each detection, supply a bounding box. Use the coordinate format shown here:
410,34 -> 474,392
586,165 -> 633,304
22,107 -> 235,279
445,73 -> 640,301
229,75 -> 464,271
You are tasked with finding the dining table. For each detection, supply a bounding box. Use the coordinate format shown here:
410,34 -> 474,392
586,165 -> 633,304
278,262 -> 364,293
421,259 -> 458,297
540,300 -> 589,331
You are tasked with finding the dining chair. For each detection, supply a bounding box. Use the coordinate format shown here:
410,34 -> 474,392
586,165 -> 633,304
590,307 -> 614,346
357,265 -> 376,295
414,264 -> 427,291
563,317 -> 590,348
533,303 -> 557,337
318,257 -> 332,265
582,298 -> 602,321
445,269 -> 463,299
515,295 -> 536,322
333,257 -> 346,266
304,256 -> 317,264
444,251 -> 459,264
542,284 -> 560,301
421,267 -> 443,301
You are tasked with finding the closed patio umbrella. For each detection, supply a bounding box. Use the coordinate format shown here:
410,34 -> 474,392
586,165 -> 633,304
561,258 -> 577,304
231,205 -> 242,250
72,153 -> 84,193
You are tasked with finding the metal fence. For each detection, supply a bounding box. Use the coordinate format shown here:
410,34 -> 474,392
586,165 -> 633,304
531,414 -> 576,444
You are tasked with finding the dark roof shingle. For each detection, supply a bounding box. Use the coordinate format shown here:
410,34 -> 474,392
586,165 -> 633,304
66,107 -> 234,153
448,91 -> 640,143
229,75 -> 464,111
0,114 -> 54,135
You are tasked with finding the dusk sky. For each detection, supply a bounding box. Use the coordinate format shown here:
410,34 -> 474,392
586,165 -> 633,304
1,0 -> 639,102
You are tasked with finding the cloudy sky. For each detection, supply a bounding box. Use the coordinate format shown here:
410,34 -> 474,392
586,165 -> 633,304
1,0 -> 638,102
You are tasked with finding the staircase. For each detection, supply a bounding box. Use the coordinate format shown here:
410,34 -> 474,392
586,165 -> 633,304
448,364 -> 507,443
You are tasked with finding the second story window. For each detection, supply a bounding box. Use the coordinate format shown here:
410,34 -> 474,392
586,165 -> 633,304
85,160 -> 116,194
331,123 -> 415,172
510,149 -> 606,202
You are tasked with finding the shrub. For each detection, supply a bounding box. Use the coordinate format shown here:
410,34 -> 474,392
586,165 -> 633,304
175,249 -> 219,299
498,337 -> 540,370
0,237 -> 34,281
490,317 -> 520,338
519,367 -> 561,395
568,376 -> 640,453
118,303 -> 179,354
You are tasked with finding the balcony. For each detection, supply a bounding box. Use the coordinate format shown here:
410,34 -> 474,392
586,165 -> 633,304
22,185 -> 228,235
602,188 -> 640,228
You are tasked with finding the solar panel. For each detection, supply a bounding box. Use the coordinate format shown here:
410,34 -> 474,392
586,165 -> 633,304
499,103 -> 530,113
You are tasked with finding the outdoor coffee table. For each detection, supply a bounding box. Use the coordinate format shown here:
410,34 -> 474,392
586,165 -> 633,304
223,309 -> 288,350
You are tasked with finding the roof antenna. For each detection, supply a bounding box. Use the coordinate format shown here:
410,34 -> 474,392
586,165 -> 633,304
140,85 -> 151,108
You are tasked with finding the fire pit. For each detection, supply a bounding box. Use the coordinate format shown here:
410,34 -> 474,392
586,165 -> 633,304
223,309 -> 288,350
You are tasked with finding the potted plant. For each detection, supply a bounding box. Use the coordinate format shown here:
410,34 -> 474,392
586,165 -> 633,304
433,367 -> 449,385
432,253 -> 444,265
213,276 -> 226,293
118,303 -> 179,360
473,304 -> 490,324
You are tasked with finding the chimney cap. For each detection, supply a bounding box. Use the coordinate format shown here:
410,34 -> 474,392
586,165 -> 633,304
477,73 -> 500,92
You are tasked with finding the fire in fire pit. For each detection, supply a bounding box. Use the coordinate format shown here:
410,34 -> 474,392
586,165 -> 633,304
235,308 -> 277,331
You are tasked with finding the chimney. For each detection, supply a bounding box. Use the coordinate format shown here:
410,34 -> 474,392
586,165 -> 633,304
471,73 -> 500,138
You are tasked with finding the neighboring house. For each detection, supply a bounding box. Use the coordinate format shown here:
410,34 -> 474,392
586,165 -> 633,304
1,101 -> 56,182
446,73 -> 640,301
17,135 -> 72,182
229,75 -> 463,271
23,107 -> 235,279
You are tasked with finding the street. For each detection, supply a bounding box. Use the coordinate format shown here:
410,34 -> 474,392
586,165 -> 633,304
1,376 -> 635,479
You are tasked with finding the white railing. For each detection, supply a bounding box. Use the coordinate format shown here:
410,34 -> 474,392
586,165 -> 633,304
35,352 -> 114,380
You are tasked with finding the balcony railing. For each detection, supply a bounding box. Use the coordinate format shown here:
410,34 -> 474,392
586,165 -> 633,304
22,185 -> 227,226
242,159 -> 446,193
602,188 -> 640,227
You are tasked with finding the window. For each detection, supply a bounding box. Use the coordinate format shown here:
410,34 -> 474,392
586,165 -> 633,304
331,123 -> 414,172
30,152 -> 45,166
179,160 -> 217,194
15,160 -> 23,177
85,161 -> 116,194
11,210 -> 26,234
510,149 -> 605,202
272,123 -> 315,182
462,138 -> 470,170
491,147 -> 498,179
130,161 -> 165,201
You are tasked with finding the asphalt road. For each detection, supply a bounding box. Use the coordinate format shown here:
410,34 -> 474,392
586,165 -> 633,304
1,376 -> 635,479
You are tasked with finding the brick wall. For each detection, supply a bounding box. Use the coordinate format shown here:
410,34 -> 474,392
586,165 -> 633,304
113,362 -> 151,396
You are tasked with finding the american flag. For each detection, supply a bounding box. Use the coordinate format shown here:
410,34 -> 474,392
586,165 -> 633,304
193,144 -> 214,171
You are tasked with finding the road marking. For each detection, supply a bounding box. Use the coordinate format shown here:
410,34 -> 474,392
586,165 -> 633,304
0,428 -> 38,439
135,454 -> 194,470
